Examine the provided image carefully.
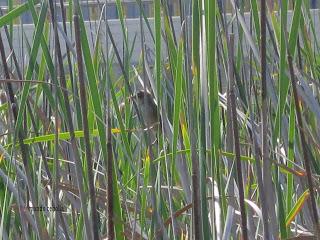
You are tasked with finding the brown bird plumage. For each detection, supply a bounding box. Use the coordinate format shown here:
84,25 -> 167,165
119,90 -> 161,134
132,90 -> 160,131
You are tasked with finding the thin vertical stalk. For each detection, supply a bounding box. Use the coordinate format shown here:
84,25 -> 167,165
199,0 -> 211,237
260,0 -> 275,236
228,35 -> 248,240
192,0 -> 202,238
106,92 -> 114,240
206,0 -> 224,237
57,1 -> 78,236
73,5 -> 100,240
248,14 -> 270,237
58,0 -> 74,93
247,6 -> 270,240
49,1 -> 61,238
105,2 -> 114,239
250,113 -> 271,239
287,54 -> 320,237
53,81 -> 60,238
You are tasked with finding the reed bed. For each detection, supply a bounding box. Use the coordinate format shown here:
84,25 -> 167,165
0,0 -> 319,239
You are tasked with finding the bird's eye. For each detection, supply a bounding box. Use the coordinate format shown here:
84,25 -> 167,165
137,91 -> 144,98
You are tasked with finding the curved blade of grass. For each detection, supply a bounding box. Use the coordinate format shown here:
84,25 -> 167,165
274,0 -> 289,140
250,0 -> 260,39
230,0 -> 260,63
288,0 -> 303,56
154,0 -> 161,99
4,128 -> 126,147
172,40 -> 183,175
285,190 -> 310,227
286,96 -> 296,216
0,1 -> 39,27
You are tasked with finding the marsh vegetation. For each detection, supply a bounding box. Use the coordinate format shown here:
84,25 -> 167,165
0,0 -> 320,239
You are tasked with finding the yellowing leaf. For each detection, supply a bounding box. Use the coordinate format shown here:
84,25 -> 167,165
145,151 -> 150,164
0,152 -> 4,164
111,128 -> 122,134
286,190 -> 310,227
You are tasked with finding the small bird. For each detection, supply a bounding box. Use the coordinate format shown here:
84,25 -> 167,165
119,90 -> 161,140
132,90 -> 161,131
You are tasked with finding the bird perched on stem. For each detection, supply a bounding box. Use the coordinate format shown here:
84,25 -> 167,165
120,90 -> 161,137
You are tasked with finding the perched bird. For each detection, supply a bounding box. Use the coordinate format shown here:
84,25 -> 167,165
132,90 -> 161,131
119,90 -> 161,140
